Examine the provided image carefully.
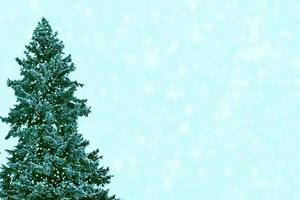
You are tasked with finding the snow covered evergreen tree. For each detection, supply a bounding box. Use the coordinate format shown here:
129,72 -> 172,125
0,18 -> 118,200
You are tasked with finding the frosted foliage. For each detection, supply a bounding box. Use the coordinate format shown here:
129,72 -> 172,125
0,18 -> 117,199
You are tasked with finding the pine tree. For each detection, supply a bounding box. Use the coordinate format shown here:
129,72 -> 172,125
0,18 -> 118,200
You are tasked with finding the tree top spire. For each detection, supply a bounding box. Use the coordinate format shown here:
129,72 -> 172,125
23,17 -> 64,64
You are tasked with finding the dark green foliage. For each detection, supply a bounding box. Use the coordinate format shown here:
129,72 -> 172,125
0,18 -> 118,200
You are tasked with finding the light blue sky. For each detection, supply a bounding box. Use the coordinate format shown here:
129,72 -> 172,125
1,0 -> 300,199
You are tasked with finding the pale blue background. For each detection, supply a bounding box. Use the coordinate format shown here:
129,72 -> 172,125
1,0 -> 300,200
